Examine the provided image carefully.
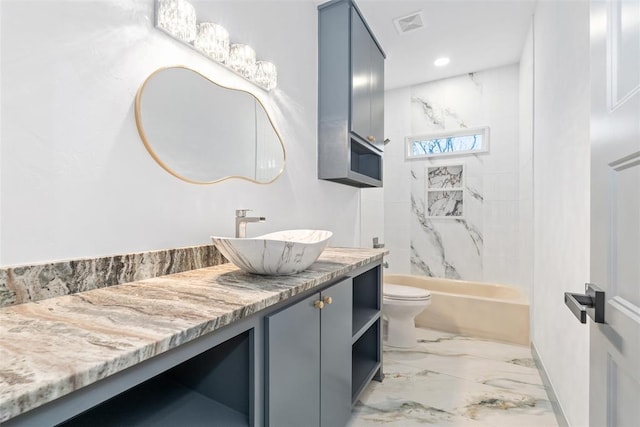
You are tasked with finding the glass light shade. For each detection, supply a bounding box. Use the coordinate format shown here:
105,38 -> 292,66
194,23 -> 229,63
254,61 -> 277,90
156,0 -> 197,43
228,44 -> 256,79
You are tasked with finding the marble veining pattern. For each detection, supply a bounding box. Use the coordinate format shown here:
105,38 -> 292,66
411,161 -> 482,279
411,96 -> 468,129
403,70 -> 501,282
428,191 -> 464,217
0,248 -> 386,422
410,194 -> 464,279
0,245 -> 226,308
456,219 -> 484,257
410,243 -> 434,277
466,184 -> 484,202
428,165 -> 464,189
211,230 -> 332,275
349,328 -> 558,426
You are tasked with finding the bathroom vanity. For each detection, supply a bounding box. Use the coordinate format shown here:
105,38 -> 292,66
0,248 -> 385,427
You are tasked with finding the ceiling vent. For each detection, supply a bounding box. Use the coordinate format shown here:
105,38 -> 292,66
393,11 -> 425,34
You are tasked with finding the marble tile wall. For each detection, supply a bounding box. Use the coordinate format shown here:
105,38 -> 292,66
410,164 -> 483,280
0,245 -> 226,308
384,64 -> 522,286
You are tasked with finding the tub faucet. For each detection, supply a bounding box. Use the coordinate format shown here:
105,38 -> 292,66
235,209 -> 266,238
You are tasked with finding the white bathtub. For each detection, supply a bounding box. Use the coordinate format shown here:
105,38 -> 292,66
384,274 -> 530,346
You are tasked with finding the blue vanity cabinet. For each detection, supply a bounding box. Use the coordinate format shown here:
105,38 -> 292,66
320,278 -> 354,427
3,256 -> 383,427
265,278 -> 353,427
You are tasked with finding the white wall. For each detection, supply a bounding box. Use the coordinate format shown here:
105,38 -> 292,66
519,23 -> 534,301
0,0 -> 362,266
382,86 -> 412,273
531,1 -> 590,426
384,64 -> 524,288
359,187 -> 384,249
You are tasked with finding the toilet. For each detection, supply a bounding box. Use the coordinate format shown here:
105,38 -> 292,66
382,283 -> 431,348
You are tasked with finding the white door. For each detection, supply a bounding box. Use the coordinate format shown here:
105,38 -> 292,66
590,0 -> 640,425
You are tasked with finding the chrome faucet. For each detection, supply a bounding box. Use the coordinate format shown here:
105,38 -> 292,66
235,209 -> 266,238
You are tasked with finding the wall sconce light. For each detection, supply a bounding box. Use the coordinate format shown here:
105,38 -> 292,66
254,61 -> 278,91
194,22 -> 229,64
156,0 -> 196,43
228,43 -> 256,78
155,0 -> 277,91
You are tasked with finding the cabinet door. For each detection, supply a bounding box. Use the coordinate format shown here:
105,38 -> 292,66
369,41 -> 385,152
350,9 -> 371,143
320,279 -> 353,427
265,293 -> 321,427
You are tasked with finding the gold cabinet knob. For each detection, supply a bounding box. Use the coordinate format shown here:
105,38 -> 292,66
314,300 -> 325,310
323,296 -> 333,305
367,135 -> 375,142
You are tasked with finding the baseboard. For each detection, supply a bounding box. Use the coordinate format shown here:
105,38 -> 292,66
531,342 -> 570,427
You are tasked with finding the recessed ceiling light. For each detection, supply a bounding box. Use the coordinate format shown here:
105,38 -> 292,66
434,57 -> 450,67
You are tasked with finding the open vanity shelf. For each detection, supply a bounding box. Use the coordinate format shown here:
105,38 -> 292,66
60,330 -> 253,427
352,265 -> 381,340
349,138 -> 383,187
351,265 -> 382,404
352,319 -> 381,402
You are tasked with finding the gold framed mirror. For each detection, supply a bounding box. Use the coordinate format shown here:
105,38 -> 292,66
135,66 -> 286,184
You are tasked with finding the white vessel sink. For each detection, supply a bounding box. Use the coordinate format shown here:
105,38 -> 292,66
211,230 -> 333,275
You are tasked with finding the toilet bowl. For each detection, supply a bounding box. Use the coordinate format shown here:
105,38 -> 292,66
383,283 -> 431,348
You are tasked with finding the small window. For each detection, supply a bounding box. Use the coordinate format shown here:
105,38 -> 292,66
405,126 -> 489,159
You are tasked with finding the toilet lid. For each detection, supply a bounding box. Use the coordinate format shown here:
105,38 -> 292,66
383,283 -> 431,301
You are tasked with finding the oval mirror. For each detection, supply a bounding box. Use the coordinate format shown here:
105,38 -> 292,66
135,66 -> 285,184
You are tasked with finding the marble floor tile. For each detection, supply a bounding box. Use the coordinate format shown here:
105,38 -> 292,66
384,352 -> 546,397
412,328 -> 534,362
349,327 -> 558,427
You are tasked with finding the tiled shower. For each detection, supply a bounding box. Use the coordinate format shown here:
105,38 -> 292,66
383,64 -> 529,290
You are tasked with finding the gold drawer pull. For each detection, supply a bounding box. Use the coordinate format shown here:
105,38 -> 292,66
367,135 -> 375,142
314,300 -> 325,310
323,296 -> 333,305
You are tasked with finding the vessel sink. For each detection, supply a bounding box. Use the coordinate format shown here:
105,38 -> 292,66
211,230 -> 333,275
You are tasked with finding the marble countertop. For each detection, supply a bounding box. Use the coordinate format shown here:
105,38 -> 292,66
0,247 -> 385,423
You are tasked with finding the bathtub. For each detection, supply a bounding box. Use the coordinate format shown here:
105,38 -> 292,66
384,274 -> 530,346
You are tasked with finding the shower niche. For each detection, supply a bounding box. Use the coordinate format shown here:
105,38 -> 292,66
426,164 -> 465,218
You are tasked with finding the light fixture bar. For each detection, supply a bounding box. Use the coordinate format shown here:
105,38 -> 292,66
154,0 -> 277,91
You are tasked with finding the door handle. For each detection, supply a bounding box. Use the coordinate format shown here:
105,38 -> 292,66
564,283 -> 605,324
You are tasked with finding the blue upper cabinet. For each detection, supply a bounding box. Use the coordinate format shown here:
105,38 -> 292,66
318,0 -> 386,188
350,9 -> 385,151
